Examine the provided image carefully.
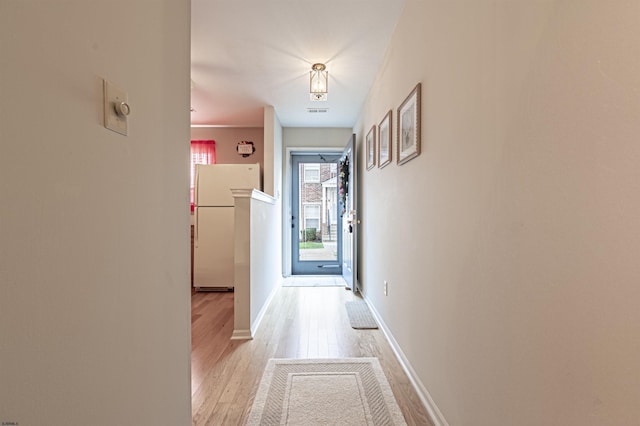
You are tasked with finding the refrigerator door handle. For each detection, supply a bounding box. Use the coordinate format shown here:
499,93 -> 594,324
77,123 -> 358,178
195,166 -> 200,207
194,206 -> 199,247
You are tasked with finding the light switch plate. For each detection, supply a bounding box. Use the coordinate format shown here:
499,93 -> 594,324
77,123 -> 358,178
103,79 -> 128,136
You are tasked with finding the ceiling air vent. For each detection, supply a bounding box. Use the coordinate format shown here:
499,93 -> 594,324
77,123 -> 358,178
307,108 -> 329,114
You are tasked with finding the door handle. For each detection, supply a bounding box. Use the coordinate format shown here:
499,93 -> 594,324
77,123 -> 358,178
346,210 -> 360,225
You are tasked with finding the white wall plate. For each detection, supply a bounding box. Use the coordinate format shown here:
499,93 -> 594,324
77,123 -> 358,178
103,79 -> 129,136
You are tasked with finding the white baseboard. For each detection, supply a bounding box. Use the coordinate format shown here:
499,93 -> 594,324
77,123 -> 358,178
250,276 -> 282,337
231,329 -> 252,340
364,299 -> 449,426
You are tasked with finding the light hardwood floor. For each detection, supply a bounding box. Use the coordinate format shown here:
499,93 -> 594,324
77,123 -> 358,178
191,283 -> 434,425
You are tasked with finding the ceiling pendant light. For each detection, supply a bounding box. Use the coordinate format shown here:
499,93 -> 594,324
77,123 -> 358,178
310,63 -> 328,101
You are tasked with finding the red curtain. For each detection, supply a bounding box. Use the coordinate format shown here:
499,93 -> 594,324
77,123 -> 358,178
190,140 -> 216,211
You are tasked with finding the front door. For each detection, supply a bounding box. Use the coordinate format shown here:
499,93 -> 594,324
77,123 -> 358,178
340,134 -> 358,291
291,153 -> 342,275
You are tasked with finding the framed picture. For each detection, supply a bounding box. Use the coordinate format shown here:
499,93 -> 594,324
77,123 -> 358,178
378,110 -> 392,168
397,82 -> 421,165
366,125 -> 376,170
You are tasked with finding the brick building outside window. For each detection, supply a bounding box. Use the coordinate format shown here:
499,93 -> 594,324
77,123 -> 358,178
299,163 -> 338,242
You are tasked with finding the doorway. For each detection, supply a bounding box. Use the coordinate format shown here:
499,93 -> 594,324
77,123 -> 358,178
291,153 -> 342,275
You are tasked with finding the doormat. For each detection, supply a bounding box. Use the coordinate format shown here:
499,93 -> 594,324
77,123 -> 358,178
345,300 -> 379,329
246,358 -> 406,425
282,276 -> 346,287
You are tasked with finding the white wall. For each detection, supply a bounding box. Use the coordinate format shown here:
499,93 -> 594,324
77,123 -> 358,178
264,107 -> 279,198
255,107 -> 283,329
0,2 -> 192,425
270,108 -> 285,280
249,194 -> 281,333
283,127 -> 353,151
355,1 -> 640,425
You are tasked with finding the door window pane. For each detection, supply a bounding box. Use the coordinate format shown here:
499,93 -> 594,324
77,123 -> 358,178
303,164 -> 320,182
304,204 -> 320,230
296,162 -> 338,262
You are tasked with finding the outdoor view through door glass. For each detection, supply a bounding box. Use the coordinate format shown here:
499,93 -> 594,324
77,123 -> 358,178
297,162 -> 338,262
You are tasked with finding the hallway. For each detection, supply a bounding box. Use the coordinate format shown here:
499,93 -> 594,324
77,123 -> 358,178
191,284 -> 433,425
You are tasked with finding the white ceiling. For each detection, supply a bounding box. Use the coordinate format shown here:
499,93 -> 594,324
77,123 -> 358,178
190,0 -> 405,128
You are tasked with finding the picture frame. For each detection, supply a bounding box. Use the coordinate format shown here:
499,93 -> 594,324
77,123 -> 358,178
377,110 -> 392,168
397,82 -> 421,165
366,125 -> 376,170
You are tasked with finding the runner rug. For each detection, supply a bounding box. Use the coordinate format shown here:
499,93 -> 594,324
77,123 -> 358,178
345,300 -> 379,329
246,358 -> 407,425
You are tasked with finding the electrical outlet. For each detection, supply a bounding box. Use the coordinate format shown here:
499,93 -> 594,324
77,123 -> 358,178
384,280 -> 388,296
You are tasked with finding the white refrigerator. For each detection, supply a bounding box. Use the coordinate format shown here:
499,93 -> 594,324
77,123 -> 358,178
193,163 -> 261,291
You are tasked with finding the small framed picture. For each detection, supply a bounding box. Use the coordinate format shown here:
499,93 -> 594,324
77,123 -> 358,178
378,110 -> 392,168
366,125 -> 376,170
397,83 -> 421,165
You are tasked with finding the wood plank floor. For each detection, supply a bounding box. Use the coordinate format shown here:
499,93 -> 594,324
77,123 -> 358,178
191,284 -> 434,425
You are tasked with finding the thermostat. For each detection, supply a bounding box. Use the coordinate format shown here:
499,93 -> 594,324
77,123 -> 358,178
236,141 -> 255,157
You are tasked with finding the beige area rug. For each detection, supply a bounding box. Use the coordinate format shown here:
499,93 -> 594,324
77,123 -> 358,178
246,358 -> 407,425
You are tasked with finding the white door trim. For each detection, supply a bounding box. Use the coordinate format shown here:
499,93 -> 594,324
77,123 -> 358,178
282,146 -> 345,276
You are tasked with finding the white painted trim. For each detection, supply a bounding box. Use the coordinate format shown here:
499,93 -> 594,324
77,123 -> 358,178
231,189 -> 276,204
230,329 -> 253,340
230,188 -> 253,198
286,147 -> 345,154
191,124 -> 263,128
364,299 -> 450,426
282,149 -> 293,276
250,276 -> 282,337
250,189 -> 277,204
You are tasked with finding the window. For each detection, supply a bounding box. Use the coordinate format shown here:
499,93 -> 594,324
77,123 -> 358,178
304,204 -> 320,230
190,140 -> 216,211
303,164 -> 320,183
